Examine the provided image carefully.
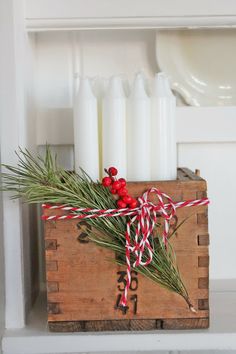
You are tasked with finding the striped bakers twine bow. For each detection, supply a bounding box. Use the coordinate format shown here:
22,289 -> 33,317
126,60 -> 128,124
42,188 -> 209,309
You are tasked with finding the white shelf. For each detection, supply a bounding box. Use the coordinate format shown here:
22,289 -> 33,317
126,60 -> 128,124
25,0 -> 236,31
2,280 -> 236,354
37,106 -> 236,146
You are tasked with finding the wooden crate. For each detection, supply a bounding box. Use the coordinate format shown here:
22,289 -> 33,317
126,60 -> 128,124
44,168 -> 209,332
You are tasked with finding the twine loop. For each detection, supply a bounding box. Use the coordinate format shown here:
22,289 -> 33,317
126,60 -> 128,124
119,188 -> 177,307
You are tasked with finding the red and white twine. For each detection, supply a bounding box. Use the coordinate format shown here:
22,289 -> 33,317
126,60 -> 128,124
42,188 -> 209,309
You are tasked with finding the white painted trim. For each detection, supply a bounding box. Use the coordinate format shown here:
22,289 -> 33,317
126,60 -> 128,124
25,0 -> 236,18
0,174 -> 5,354
26,16 -> 236,32
24,0 -> 236,31
36,106 -> 236,145
0,0 -> 28,329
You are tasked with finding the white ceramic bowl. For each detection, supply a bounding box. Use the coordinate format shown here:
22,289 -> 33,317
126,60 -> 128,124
156,29 -> 236,106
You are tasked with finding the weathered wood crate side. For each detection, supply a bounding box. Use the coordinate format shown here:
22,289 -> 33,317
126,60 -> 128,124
44,168 -> 209,332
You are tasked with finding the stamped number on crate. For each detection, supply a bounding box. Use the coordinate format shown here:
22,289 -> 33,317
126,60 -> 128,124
115,270 -> 138,314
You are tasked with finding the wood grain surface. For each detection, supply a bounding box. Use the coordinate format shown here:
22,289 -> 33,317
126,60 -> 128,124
44,168 -> 209,331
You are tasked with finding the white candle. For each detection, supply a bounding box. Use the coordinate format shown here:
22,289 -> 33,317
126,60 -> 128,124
122,77 -> 130,97
151,72 -> 177,181
73,77 -> 99,180
92,77 -> 109,178
127,73 -> 151,181
102,76 -> 127,177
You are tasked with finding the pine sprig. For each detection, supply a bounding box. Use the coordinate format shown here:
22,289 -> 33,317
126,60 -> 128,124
1,147 -> 194,311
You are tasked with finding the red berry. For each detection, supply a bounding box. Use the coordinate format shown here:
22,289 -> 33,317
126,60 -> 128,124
108,167 -> 118,176
117,187 -> 128,197
129,199 -> 138,208
122,195 -> 132,204
112,180 -> 122,190
118,178 -> 126,187
102,176 -> 112,187
117,199 -> 127,209
111,188 -> 117,194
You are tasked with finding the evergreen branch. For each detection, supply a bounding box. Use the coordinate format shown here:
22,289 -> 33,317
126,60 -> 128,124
1,147 -> 193,310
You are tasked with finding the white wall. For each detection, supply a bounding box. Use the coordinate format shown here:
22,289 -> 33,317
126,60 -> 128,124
178,142 -> 236,280
0,182 -> 5,354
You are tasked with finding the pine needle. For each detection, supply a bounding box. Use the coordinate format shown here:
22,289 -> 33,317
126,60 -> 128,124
1,147 -> 193,309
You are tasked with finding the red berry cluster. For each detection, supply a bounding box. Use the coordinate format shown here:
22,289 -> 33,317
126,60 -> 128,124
102,167 -> 138,209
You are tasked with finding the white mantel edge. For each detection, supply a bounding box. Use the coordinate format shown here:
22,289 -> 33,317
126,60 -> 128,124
26,16 -> 236,32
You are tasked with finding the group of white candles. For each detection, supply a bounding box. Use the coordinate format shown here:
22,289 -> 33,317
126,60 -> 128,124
73,72 -> 177,182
